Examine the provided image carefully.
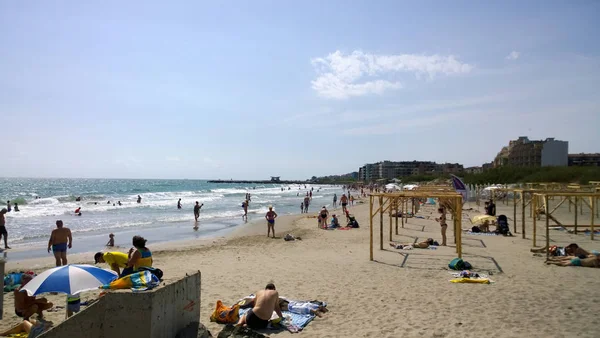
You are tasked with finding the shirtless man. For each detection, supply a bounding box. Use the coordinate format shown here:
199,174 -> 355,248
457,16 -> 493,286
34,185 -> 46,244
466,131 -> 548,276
546,255 -> 600,268
14,274 -> 53,320
0,208 -> 10,249
265,206 -> 278,238
237,283 -> 283,330
303,196 -> 310,213
242,200 -> 249,219
194,201 -> 204,222
47,220 -> 72,266
340,194 -> 348,214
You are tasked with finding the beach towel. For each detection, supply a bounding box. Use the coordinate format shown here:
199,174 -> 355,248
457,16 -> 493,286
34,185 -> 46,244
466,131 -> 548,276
449,277 -> 491,284
100,270 -> 159,291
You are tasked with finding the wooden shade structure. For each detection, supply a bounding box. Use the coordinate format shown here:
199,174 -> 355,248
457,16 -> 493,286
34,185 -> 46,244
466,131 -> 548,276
369,191 -> 464,261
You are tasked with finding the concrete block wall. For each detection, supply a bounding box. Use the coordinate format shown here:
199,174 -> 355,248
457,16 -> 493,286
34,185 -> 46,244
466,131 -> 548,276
40,271 -> 201,338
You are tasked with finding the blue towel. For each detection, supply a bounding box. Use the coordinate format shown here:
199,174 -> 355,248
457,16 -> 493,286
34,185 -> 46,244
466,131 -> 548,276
239,308 -> 315,332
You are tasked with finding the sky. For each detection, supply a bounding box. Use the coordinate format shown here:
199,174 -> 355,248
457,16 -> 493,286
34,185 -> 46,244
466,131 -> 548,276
1,1 -> 599,180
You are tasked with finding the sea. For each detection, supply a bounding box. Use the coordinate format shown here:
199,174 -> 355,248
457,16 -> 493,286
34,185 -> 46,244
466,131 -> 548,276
0,178 -> 342,261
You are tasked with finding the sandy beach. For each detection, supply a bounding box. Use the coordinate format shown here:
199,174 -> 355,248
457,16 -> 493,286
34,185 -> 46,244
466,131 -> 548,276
2,196 -> 600,338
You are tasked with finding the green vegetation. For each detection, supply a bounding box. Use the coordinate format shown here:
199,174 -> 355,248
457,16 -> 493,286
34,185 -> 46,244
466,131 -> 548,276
462,166 -> 600,185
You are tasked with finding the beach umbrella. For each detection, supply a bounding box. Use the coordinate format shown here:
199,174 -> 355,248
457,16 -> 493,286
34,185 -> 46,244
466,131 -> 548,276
471,215 -> 496,225
21,264 -> 118,296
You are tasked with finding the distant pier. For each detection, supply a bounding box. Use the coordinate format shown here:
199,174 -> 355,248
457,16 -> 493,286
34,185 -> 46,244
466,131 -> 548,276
207,180 -> 310,184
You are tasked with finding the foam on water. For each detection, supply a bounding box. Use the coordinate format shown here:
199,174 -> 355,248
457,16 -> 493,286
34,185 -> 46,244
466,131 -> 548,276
0,178 -> 347,250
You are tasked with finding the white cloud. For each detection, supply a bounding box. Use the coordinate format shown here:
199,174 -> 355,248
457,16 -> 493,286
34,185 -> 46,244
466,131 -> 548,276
506,51 -> 520,60
310,50 -> 473,99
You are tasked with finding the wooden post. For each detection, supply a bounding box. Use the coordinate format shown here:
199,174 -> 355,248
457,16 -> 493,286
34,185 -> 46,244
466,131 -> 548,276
533,194 -> 537,247
0,256 -> 4,320
456,197 -> 462,258
369,195 -> 373,261
568,197 -> 572,212
574,197 -> 578,234
379,196 -> 384,250
545,195 -> 550,260
522,192 -> 526,238
513,192 -> 517,234
389,198 -> 393,241
395,198 -> 399,235
591,196 -> 595,241
580,197 -> 583,215
401,199 -> 405,228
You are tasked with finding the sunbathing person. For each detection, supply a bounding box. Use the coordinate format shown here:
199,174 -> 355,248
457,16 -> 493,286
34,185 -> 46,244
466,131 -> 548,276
546,255 -> 600,268
531,243 -> 592,257
14,274 -> 53,320
279,299 -> 328,317
237,283 -> 283,330
389,238 -> 435,249
0,318 -> 53,337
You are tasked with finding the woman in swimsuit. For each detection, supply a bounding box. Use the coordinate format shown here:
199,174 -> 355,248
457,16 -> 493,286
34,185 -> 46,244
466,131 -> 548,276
319,207 -> 329,229
435,207 -> 447,246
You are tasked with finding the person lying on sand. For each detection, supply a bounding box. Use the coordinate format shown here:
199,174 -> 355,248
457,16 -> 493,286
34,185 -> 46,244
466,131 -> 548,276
279,299 -> 328,317
389,238 -> 435,249
531,243 -> 594,257
0,318 -> 53,337
546,255 -> 600,268
237,283 -> 283,330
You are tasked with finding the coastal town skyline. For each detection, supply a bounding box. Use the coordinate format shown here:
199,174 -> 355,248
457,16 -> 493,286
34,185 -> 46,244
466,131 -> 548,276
1,1 -> 599,180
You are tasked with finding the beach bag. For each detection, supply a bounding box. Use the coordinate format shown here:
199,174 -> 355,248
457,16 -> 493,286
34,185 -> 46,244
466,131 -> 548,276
471,226 -> 481,233
448,258 -> 465,270
210,300 -> 240,324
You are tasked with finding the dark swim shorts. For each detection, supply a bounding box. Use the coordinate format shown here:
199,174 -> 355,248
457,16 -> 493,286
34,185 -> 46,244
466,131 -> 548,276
246,308 -> 269,329
52,243 -> 68,253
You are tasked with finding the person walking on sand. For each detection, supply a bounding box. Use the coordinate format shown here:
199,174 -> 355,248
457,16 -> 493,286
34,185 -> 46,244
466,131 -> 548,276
47,220 -> 72,266
237,283 -> 283,329
340,194 -> 348,214
265,206 -> 278,238
0,208 -> 10,249
435,207 -> 447,246
333,194 -> 337,208
194,201 -> 204,222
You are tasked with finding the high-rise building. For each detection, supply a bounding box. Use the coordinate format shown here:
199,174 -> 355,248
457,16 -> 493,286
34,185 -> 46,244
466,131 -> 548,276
493,137 -> 568,167
358,161 -> 463,181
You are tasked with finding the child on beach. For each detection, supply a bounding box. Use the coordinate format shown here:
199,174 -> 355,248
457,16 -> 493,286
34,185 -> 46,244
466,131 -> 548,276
300,202 -> 304,213
106,233 -> 114,247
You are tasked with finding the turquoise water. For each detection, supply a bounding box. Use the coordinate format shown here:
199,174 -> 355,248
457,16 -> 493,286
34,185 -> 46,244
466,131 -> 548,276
0,178 -> 341,261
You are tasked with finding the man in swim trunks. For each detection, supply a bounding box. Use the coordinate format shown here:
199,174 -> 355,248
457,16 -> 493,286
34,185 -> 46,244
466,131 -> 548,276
14,274 -> 53,320
0,208 -> 10,249
237,283 -> 283,330
47,220 -> 72,266
303,196 -> 310,213
194,201 -> 204,222
546,255 -> 600,268
340,194 -> 348,214
265,206 -> 278,238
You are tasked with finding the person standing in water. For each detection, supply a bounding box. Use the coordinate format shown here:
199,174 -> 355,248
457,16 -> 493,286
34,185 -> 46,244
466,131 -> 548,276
194,201 -> 204,222
0,208 -> 10,249
242,200 -> 248,219
47,220 -> 72,266
333,194 -> 337,208
6,201 -> 11,212
265,206 -> 278,238
177,199 -> 182,209
137,195 -> 142,203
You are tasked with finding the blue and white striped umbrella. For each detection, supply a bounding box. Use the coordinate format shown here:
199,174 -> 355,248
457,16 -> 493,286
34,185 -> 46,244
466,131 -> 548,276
21,264 -> 118,296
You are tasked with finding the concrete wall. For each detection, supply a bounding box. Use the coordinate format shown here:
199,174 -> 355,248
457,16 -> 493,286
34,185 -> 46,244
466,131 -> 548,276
541,140 -> 568,166
40,271 -> 201,338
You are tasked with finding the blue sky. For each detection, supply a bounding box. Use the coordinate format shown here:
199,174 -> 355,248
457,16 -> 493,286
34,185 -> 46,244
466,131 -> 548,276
1,1 -> 599,180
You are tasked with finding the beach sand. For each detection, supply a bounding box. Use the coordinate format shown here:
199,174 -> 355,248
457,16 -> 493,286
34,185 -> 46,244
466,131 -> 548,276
2,197 -> 600,337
